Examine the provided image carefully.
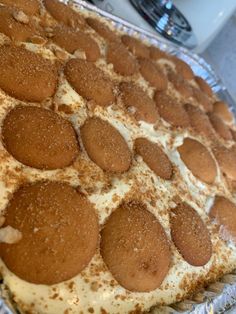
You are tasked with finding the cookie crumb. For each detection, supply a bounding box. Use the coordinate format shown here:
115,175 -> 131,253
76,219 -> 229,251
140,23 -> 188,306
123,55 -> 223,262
12,10 -> 29,24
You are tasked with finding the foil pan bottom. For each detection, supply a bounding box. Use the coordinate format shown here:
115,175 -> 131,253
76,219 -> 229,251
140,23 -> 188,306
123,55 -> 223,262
0,283 -> 17,314
1,272 -> 236,314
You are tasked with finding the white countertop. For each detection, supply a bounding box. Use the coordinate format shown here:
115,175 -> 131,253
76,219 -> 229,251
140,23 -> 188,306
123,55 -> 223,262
201,13 -> 236,103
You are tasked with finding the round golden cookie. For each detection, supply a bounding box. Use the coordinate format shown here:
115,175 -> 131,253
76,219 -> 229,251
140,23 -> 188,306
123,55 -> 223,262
213,145 -> 236,181
0,6 -> 36,42
86,17 -> 120,42
168,72 -> 193,98
80,117 -> 132,173
210,196 -> 236,240
0,181 -> 99,285
177,138 -> 217,184
0,0 -> 40,15
101,201 -> 171,292
107,42 -> 138,76
185,104 -> 216,139
154,92 -> 190,128
170,202 -> 212,266
52,26 -> 100,62
213,101 -> 234,123
2,106 -> 79,170
195,76 -> 213,97
231,129 -> 236,142
0,45 -> 58,102
149,46 -> 170,61
208,112 -> 232,141
65,58 -> 115,107
192,87 -> 213,112
43,0 -> 85,28
171,56 -> 194,80
121,35 -> 150,58
119,82 -> 159,124
138,58 -> 168,91
135,138 -> 173,180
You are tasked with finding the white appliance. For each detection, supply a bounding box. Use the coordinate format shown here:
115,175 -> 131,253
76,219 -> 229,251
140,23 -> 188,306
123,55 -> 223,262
89,0 -> 236,52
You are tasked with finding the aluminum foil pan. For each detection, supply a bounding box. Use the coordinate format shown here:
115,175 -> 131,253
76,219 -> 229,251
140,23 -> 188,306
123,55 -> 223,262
1,1 -> 236,313
0,299 -> 14,314
0,284 -> 16,314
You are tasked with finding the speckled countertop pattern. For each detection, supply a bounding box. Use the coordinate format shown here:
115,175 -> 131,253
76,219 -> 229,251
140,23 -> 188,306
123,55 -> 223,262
201,12 -> 236,103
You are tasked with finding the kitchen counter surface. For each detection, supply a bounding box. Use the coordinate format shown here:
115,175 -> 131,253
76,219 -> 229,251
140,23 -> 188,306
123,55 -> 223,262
201,13 -> 236,103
